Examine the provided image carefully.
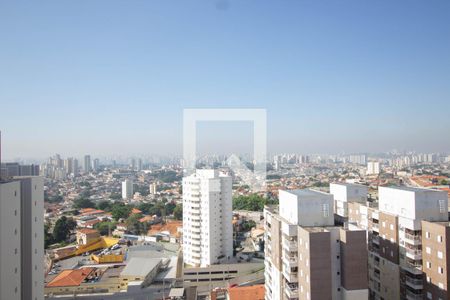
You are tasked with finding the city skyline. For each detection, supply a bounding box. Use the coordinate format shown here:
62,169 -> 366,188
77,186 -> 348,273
1,0 -> 450,158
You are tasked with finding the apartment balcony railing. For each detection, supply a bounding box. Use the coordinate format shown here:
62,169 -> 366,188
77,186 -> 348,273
372,235 -> 380,245
283,239 -> 297,252
405,277 -> 423,289
405,289 -> 423,300
405,248 -> 422,260
282,268 -> 298,283
284,283 -> 299,299
372,223 -> 379,232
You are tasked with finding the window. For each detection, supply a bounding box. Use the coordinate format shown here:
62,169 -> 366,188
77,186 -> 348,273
426,261 -> 432,269
426,247 -> 431,254
390,224 -> 394,230
426,232 -> 431,239
437,235 -> 443,243
382,221 -> 386,228
427,292 -> 432,299
438,267 -> 444,274
322,204 -> 330,218
438,282 -> 444,289
438,251 -> 443,259
439,200 -> 445,213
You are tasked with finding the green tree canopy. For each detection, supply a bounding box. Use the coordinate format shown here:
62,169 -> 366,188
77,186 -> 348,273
173,203 -> 183,220
73,198 -> 96,209
52,216 -> 76,243
111,203 -> 132,220
232,194 -> 278,211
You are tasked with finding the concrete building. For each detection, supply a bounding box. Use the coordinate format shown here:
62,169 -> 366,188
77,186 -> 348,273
264,189 -> 368,300
0,180 -> 21,300
348,186 -> 448,300
150,182 -> 157,195
0,176 -> 44,300
83,155 -> 91,173
421,221 -> 450,300
367,162 -> 381,176
330,182 -> 368,222
92,158 -> 99,172
122,179 -> 134,200
182,169 -> 233,267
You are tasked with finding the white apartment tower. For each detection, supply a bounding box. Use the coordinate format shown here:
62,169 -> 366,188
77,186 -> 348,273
122,179 -> 133,199
0,176 -> 44,300
182,169 -> 233,267
330,182 -> 368,222
367,162 -> 381,175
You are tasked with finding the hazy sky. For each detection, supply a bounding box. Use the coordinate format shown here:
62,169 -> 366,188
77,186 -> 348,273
1,0 -> 450,159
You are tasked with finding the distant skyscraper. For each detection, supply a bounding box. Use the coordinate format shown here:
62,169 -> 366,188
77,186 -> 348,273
92,158 -> 100,172
0,176 -> 44,300
64,158 -> 73,175
183,169 -> 233,267
130,158 -> 136,171
83,155 -> 91,173
122,179 -> 133,199
137,158 -> 142,171
72,158 -> 79,176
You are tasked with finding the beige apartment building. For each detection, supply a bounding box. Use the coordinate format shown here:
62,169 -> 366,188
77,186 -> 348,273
264,189 -> 368,300
348,186 -> 449,300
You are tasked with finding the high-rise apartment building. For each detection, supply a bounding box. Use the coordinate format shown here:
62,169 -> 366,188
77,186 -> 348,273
83,155 -> 91,173
421,220 -> 450,300
92,158 -> 99,172
182,169 -> 233,267
137,158 -> 142,171
367,162 -> 381,175
264,189 -> 368,300
0,176 -> 44,300
122,179 -> 133,199
330,182 -> 368,223
348,186 -> 448,300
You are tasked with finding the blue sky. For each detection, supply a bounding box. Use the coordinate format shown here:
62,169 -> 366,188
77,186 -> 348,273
1,0 -> 449,159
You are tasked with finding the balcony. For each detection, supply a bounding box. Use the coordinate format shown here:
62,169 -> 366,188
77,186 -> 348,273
405,276 -> 423,289
372,223 -> 379,232
283,239 -> 297,252
282,253 -> 298,267
282,268 -> 298,283
284,283 -> 299,299
372,235 -> 380,245
405,289 -> 423,300
403,233 -> 421,245
405,248 -> 422,260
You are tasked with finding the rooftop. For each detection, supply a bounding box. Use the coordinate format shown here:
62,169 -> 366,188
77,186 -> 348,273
46,268 -> 96,287
120,257 -> 161,277
282,188 -> 331,198
227,284 -> 265,300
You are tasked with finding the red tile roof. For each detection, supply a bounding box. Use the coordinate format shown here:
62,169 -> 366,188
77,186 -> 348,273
46,268 -> 95,287
227,285 -> 265,300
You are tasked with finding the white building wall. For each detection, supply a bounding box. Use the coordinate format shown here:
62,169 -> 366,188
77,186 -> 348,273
183,170 -> 232,267
122,180 -> 133,199
18,177 -> 44,300
279,189 -> 334,226
0,181 -> 21,300
379,186 -> 447,221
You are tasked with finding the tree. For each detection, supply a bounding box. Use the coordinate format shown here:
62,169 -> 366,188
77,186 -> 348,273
173,203 -> 183,220
97,201 -> 112,211
73,198 -> 95,209
232,194 -> 278,211
111,203 -> 132,220
110,193 -> 122,200
94,221 -> 116,236
138,202 -> 154,215
44,223 -> 54,249
125,214 -> 145,235
241,220 -> 256,232
53,216 -> 75,243
165,202 -> 176,215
